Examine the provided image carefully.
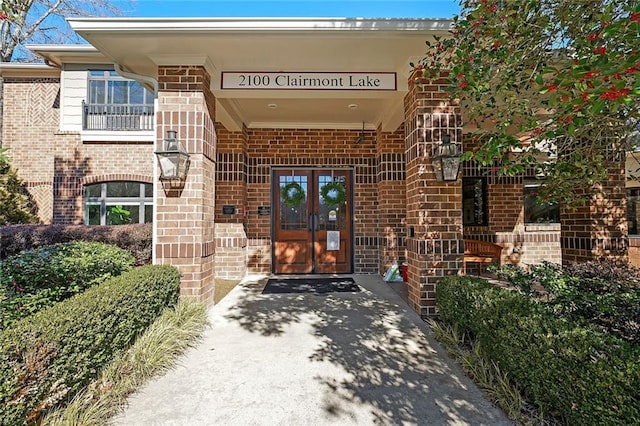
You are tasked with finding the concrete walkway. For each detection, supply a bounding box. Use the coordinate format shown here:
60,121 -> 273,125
113,275 -> 512,426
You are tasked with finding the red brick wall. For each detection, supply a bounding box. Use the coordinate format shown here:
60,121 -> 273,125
629,237 -> 640,266
214,126 -> 402,274
561,162 -> 628,263
155,66 -> 217,302
2,77 -> 154,224
213,124 -> 249,278
462,168 -> 562,268
376,125 -> 407,272
404,73 -> 463,317
246,127 -> 379,273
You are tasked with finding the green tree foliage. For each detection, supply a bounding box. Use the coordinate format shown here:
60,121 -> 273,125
0,152 -> 38,225
414,0 -> 640,204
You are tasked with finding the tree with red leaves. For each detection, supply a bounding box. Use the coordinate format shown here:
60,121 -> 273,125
414,0 -> 640,205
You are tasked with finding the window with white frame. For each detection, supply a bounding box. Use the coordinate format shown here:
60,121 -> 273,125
524,180 -> 560,224
88,70 -> 154,105
84,70 -> 154,131
84,182 -> 153,225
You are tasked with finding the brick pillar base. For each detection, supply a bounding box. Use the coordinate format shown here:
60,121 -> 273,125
404,73 -> 463,317
561,158 -> 628,264
377,126 -> 407,273
154,65 -> 217,304
214,223 -> 247,279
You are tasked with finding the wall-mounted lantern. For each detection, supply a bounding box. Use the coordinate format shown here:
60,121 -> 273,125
155,130 -> 190,181
432,133 -> 461,181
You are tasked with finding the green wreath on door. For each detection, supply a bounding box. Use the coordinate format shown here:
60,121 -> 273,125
281,181 -> 306,207
320,181 -> 346,205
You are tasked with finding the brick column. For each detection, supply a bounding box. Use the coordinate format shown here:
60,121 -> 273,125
155,66 -> 217,302
214,125 -> 248,279
376,125 -> 407,272
561,156 -> 628,264
404,74 -> 463,317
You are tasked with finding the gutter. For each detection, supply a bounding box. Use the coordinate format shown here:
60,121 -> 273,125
113,62 -> 158,95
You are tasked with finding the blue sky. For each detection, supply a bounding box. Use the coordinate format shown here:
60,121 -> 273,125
116,0 -> 460,19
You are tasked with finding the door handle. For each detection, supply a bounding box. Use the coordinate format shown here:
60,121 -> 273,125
309,213 -> 318,231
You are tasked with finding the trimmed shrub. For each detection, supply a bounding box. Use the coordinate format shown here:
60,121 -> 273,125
0,223 -> 152,265
436,277 -> 640,425
0,265 -> 180,425
494,260 -> 640,344
0,242 -> 135,329
435,275 -> 498,332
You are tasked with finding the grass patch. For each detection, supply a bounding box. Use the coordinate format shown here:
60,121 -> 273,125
43,299 -> 209,425
214,279 -> 240,304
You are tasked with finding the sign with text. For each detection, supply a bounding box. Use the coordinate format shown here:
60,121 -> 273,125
222,205 -> 236,215
221,72 -> 396,91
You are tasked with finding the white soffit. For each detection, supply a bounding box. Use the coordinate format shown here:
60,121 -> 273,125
0,63 -> 59,78
68,18 -> 453,132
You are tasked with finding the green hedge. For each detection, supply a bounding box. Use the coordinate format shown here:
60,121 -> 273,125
0,242 -> 135,329
0,265 -> 180,425
436,277 -> 640,425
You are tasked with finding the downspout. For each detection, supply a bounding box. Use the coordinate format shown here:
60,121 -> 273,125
113,63 -> 160,265
113,62 -> 158,95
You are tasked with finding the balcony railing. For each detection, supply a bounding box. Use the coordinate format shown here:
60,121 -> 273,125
82,101 -> 154,131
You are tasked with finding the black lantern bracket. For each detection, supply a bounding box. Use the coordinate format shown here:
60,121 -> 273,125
432,133 -> 462,181
155,130 -> 191,183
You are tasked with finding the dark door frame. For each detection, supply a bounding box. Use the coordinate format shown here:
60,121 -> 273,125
270,167 -> 355,274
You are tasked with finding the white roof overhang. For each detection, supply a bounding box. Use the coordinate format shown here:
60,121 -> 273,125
0,62 -> 60,78
65,18 -> 452,132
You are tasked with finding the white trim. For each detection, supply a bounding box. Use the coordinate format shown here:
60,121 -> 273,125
525,224 -> 561,232
0,63 -> 56,70
26,45 -> 107,67
81,130 -> 155,143
114,62 -> 159,95
68,17 -> 454,33
0,63 -> 59,77
26,44 -> 99,53
152,98 -> 159,265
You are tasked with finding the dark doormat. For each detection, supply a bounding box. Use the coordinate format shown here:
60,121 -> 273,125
262,277 -> 360,294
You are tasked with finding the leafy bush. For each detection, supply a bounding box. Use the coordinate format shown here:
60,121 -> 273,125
0,265 -> 180,425
493,260 -> 640,343
434,275 -> 497,332
0,242 -> 135,329
0,223 -> 152,265
436,277 -> 640,425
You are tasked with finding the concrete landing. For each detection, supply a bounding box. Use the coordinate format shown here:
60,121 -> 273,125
113,274 -> 512,426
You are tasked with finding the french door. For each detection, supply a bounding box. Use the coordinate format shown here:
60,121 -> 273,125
273,169 -> 353,274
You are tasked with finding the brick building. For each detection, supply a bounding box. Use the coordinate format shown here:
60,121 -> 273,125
0,18 -> 629,317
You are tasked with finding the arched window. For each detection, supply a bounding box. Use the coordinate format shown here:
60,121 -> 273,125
84,181 -> 153,225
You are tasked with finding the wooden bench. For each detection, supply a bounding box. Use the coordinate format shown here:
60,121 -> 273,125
463,239 -> 503,275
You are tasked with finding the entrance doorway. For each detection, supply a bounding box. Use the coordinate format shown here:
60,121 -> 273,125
273,168 -> 353,274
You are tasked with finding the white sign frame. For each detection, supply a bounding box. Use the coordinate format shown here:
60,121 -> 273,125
221,72 -> 396,91
327,231 -> 341,251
